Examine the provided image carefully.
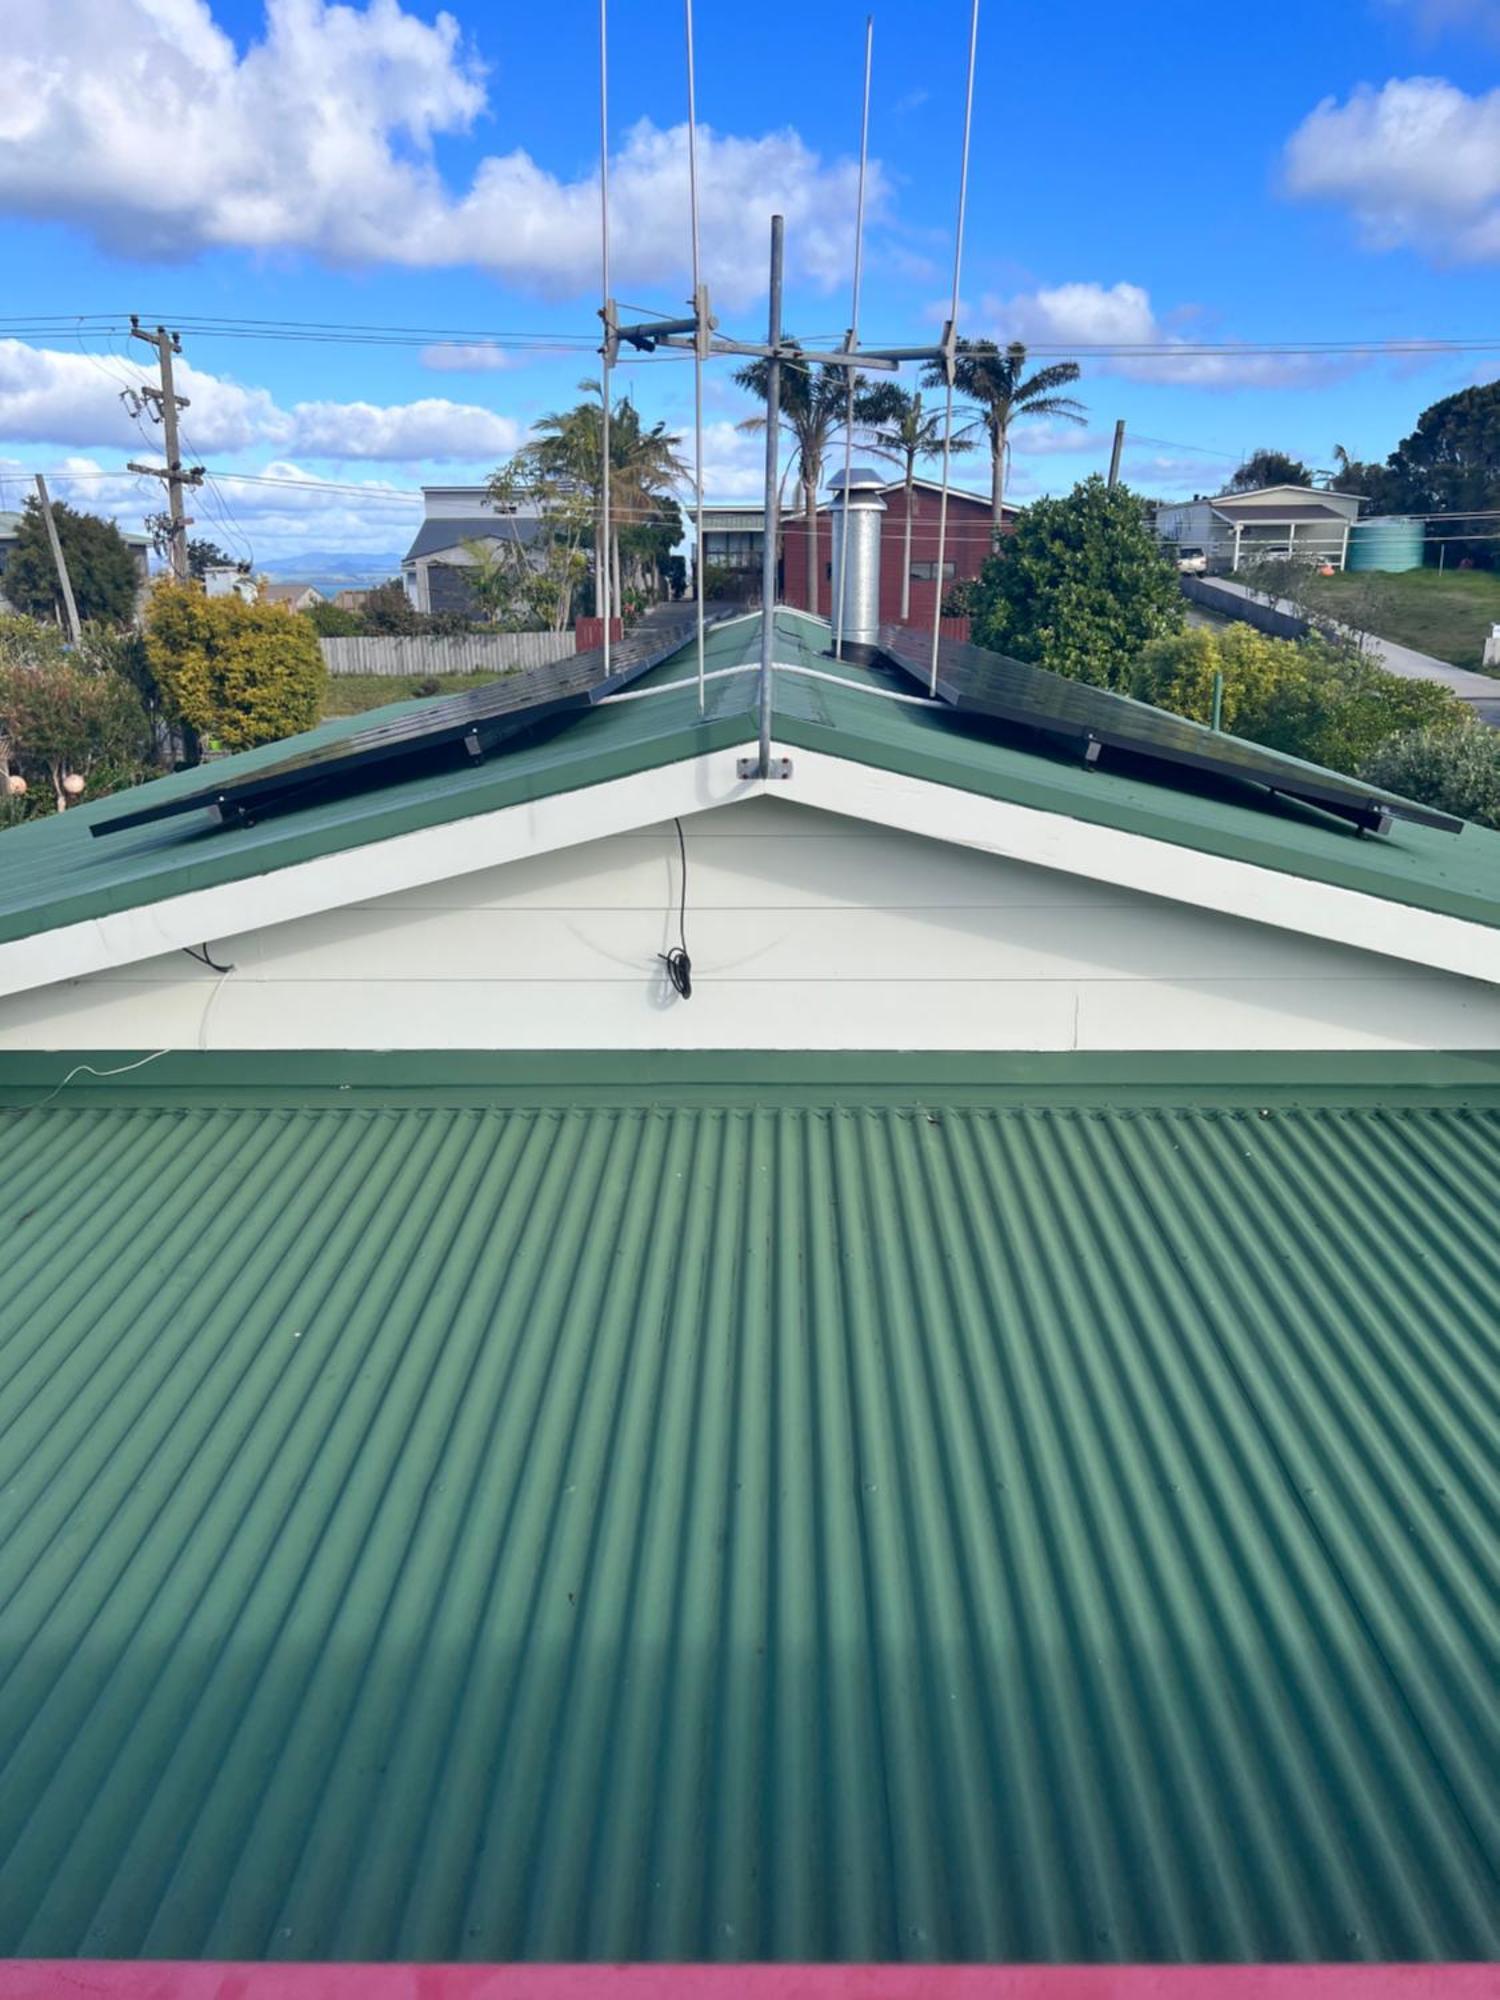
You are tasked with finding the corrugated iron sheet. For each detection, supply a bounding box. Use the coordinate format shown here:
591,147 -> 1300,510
0,1096 -> 1496,1963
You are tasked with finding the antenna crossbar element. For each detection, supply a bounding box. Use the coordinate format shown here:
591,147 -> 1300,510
708,339 -> 897,372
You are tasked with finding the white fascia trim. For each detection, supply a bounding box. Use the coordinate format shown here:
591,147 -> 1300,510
0,748 -> 760,1001
782,746 -> 1500,988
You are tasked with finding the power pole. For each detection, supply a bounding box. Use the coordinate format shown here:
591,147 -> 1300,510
126,318 -> 203,584
1107,418 -> 1126,488
32,474 -> 81,644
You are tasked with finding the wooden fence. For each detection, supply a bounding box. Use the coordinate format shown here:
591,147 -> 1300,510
319,632 -> 577,677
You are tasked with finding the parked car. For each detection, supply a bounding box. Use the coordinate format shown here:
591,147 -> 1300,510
1175,546 -> 1208,575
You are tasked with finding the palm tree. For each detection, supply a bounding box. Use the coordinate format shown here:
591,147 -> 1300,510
922,339 -> 1086,546
528,382 -> 686,617
734,347 -> 867,615
854,384 -> 976,622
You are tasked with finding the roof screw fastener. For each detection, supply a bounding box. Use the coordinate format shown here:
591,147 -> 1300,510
739,755 -> 793,780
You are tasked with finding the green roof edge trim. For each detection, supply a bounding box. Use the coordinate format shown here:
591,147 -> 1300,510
5,1049 -> 1500,1107
0,711 -> 756,950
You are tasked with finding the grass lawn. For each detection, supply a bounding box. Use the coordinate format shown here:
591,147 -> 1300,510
321,670 -> 504,718
1300,567 -> 1500,673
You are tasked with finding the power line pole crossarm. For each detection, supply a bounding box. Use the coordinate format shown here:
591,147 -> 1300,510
127,318 -> 204,584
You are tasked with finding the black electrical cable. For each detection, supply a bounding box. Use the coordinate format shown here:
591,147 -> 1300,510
183,942 -> 234,973
658,817 -> 692,1000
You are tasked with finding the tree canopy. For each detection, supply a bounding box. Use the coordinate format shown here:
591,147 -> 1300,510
970,476 -> 1181,686
2,498 -> 141,628
921,339 -> 1085,540
145,584 -> 326,755
1227,449 -> 1313,492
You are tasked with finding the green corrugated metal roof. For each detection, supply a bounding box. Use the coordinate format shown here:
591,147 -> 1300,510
0,610 -> 1498,950
0,1053 -> 1495,1964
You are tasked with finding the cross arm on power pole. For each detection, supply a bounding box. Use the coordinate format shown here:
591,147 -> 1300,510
128,318 -> 197,583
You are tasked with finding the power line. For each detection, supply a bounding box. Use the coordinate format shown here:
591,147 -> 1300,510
4,311 -> 1500,363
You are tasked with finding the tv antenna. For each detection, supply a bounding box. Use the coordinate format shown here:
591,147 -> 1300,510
597,0 -> 982,773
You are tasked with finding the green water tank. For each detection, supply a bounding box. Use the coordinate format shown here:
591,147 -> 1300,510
1347,515 -> 1425,572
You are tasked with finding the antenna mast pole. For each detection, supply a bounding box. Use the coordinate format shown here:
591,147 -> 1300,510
685,0 -> 707,713
757,214 -> 784,781
930,0 -> 980,695
833,17 -> 874,663
598,0 -> 613,679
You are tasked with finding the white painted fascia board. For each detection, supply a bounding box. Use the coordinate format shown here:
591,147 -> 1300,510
782,746 -> 1500,988
0,748 -> 761,1001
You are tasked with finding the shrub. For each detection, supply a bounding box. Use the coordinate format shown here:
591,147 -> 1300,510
145,584 -> 326,754
1130,625 -> 1469,777
971,476 -> 1183,687
0,649 -> 155,814
304,601 -> 366,638
1360,725 -> 1500,829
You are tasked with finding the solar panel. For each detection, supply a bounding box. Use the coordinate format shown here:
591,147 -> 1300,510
93,619 -> 702,839
873,625 -> 1463,836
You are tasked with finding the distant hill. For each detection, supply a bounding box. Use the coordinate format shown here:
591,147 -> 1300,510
256,550 -> 405,591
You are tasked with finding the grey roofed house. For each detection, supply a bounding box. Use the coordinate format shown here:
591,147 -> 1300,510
401,485 -> 553,617
1154,482 -> 1365,573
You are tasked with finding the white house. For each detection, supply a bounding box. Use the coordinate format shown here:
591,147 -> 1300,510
1156,482 -> 1364,571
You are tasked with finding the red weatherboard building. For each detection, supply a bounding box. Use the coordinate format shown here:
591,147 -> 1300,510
782,477 -> 1016,623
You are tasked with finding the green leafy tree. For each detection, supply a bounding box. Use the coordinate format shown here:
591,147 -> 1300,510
360,580 -> 425,634
1228,449 -> 1314,492
1360,724 -> 1500,828
921,339 -> 1086,546
1130,624 -> 1469,776
524,383 -> 686,622
1381,382 -> 1500,564
971,476 -> 1182,686
0,617 -> 156,816
855,385 -> 976,620
303,599 -> 366,637
145,584 -> 326,755
482,457 -> 594,632
735,347 -> 865,614
1,497 -> 141,628
187,538 -> 240,581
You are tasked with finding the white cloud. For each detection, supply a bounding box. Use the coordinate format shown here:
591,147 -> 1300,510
0,341 -> 523,462
420,345 -> 515,373
697,421 -> 770,501
0,341 -> 286,451
1379,0 -> 1500,39
1011,422 -> 1110,458
0,456 -> 422,563
980,281 -> 1339,387
289,398 -> 520,460
1283,77 -> 1500,260
0,2 -> 878,304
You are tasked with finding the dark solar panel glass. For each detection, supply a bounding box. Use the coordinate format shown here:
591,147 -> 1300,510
875,625 -> 1462,835
94,620 -> 700,838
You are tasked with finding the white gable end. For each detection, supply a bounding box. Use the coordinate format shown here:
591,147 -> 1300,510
3,797 -> 1499,1053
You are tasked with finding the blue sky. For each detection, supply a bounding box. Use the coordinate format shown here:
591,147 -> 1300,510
1,0 -> 1497,567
